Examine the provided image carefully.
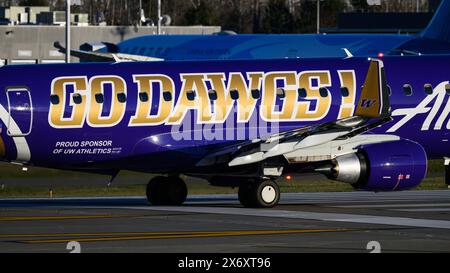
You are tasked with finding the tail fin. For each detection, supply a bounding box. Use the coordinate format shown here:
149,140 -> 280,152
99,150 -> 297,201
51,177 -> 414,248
421,0 -> 450,43
355,59 -> 391,118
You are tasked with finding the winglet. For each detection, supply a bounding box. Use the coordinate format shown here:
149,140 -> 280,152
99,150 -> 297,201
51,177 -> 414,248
354,59 -> 391,118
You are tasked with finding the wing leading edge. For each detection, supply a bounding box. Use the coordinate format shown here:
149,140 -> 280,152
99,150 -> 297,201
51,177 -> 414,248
54,42 -> 164,62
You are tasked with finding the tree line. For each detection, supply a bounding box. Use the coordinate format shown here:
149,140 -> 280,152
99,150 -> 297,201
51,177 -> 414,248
0,0 -> 431,33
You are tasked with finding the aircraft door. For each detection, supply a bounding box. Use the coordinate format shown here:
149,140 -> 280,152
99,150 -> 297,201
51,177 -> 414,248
6,87 -> 33,137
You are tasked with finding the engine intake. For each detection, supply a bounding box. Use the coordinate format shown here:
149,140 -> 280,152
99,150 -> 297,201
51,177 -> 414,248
325,139 -> 427,191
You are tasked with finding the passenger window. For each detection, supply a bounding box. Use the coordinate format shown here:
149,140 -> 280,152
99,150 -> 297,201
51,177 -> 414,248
446,83 -> 450,95
139,92 -> 149,102
230,89 -> 239,100
208,89 -> 217,101
95,93 -> 104,104
117,93 -> 127,103
386,85 -> 392,96
251,89 -> 260,99
162,91 -> 172,102
340,87 -> 349,97
298,88 -> 307,98
403,84 -> 413,96
276,88 -> 285,99
319,87 -> 329,98
50,94 -> 60,105
187,90 -> 196,101
73,93 -> 82,104
424,84 -> 433,95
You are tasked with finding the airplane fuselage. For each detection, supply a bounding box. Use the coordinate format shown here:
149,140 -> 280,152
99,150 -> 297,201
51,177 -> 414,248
112,34 -> 414,60
0,56 -> 449,175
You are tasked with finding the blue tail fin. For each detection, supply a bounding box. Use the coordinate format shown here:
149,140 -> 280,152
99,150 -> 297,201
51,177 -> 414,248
422,0 -> 450,43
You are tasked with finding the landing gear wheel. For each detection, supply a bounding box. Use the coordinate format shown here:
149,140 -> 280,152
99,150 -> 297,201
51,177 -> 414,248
238,183 -> 255,207
146,176 -> 188,206
165,176 -> 188,206
255,180 -> 280,208
146,176 -> 167,205
239,180 -> 280,208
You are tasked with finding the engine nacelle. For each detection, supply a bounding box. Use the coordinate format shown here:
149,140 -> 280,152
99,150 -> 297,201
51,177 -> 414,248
329,139 -> 427,191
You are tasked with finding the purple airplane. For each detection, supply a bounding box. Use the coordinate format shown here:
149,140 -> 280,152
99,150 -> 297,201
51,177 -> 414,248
0,55 -> 448,207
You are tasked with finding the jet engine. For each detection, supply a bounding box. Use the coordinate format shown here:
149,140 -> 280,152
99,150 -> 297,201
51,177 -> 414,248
322,139 -> 427,191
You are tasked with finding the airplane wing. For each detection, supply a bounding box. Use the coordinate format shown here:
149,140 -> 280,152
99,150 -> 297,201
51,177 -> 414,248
196,58 -> 396,168
53,42 -> 164,62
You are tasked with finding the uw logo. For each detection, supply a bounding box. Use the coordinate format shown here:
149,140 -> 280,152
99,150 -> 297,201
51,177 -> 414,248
360,99 -> 376,108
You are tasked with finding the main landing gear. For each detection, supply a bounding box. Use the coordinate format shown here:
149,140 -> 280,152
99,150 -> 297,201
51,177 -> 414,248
238,179 -> 280,208
146,175 -> 281,208
146,176 -> 188,206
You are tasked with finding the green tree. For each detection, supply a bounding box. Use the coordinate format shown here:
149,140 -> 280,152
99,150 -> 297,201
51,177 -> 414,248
351,0 -> 369,12
182,1 -> 217,26
321,0 -> 348,28
294,0 -> 348,33
259,0 -> 295,33
295,0 -> 316,33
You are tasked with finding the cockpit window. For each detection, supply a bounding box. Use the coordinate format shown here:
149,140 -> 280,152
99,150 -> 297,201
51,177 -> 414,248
446,83 -> 450,95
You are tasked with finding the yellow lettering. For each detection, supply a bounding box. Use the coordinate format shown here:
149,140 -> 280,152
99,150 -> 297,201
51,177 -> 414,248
337,70 -> 356,119
261,72 -> 297,121
168,74 -> 213,124
49,77 -> 88,128
87,76 -> 127,127
206,72 -> 262,123
295,71 -> 332,121
129,74 -> 175,126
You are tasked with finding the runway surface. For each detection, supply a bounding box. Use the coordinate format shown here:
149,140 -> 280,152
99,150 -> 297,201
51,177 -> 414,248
1,190 -> 450,253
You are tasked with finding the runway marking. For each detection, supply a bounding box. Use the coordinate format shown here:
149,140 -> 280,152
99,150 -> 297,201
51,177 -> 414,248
391,208 -> 450,212
0,230 -> 270,238
0,214 -> 140,222
114,206 -> 450,230
16,229 -> 357,244
331,203 -> 450,209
